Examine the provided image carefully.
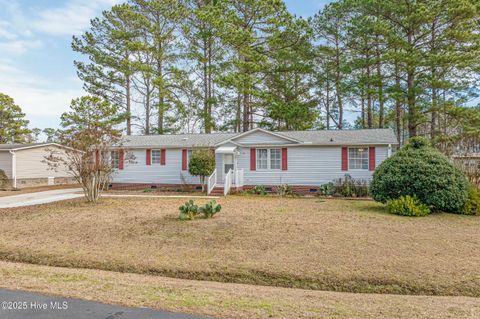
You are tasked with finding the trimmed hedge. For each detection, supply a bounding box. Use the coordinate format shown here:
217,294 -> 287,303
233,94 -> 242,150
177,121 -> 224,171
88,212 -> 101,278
370,137 -> 469,213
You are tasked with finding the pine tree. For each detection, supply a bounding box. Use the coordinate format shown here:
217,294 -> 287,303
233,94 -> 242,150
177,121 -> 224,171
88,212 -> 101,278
0,93 -> 30,143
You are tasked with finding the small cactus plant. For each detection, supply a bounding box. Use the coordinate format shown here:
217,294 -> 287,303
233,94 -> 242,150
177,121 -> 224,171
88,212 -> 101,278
179,200 -> 199,220
199,200 -> 222,218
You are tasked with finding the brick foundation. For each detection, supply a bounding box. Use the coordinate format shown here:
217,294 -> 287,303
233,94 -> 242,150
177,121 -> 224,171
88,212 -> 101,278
242,185 -> 321,195
110,183 -> 321,195
109,183 -> 204,192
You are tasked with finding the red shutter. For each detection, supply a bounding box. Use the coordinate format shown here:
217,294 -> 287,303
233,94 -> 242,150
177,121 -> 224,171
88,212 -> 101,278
369,147 -> 376,171
341,147 -> 348,171
119,149 -> 124,170
146,149 -> 151,166
250,148 -> 256,171
182,149 -> 187,170
161,149 -> 166,165
281,148 -> 288,171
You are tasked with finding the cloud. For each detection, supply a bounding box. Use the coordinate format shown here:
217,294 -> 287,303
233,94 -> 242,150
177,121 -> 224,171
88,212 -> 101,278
0,61 -> 84,129
0,39 -> 43,54
32,0 -> 123,36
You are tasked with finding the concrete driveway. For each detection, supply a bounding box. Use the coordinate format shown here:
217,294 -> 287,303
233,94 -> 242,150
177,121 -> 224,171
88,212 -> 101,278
0,288 -> 210,319
0,188 -> 83,208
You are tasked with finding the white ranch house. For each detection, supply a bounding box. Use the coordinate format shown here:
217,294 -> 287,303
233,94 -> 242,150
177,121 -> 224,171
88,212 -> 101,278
111,128 -> 398,195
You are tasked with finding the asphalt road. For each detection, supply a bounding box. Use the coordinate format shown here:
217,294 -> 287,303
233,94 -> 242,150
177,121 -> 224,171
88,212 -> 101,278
0,188 -> 83,208
0,289 -> 211,319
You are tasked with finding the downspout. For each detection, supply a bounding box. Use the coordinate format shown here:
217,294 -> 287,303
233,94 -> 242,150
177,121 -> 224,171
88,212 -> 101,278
9,150 -> 16,189
387,144 -> 392,158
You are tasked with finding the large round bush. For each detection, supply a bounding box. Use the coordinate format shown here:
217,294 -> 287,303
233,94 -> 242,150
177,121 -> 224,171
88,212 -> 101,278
370,137 -> 469,213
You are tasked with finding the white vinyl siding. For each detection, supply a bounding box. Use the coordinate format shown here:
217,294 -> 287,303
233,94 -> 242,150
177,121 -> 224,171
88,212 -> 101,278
234,130 -> 293,145
348,147 -> 368,170
112,148 -> 200,185
112,145 -> 389,187
0,152 -> 12,179
240,146 -> 388,186
14,146 -> 71,179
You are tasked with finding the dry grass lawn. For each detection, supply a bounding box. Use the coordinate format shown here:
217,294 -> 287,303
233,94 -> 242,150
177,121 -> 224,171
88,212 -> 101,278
0,196 -> 479,296
0,261 -> 478,319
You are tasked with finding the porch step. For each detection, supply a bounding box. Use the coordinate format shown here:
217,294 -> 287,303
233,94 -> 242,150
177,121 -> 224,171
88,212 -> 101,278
209,186 -> 224,196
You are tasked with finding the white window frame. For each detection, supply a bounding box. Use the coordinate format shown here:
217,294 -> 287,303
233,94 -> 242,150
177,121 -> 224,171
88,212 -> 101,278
348,147 -> 369,170
111,150 -> 119,170
257,148 -> 281,170
151,149 -> 161,165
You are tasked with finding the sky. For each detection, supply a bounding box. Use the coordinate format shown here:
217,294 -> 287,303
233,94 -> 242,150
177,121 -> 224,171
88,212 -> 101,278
0,0 -> 332,131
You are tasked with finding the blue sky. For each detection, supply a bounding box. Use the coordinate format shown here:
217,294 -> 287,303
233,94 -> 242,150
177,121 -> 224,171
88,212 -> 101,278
0,0 -> 331,131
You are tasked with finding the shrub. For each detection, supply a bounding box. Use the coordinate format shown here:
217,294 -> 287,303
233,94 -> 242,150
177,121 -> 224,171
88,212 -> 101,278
370,137 -> 469,213
333,174 -> 369,198
277,184 -> 295,197
199,200 -> 222,218
460,186 -> 480,216
386,195 -> 431,217
188,149 -> 215,192
246,185 -> 267,196
319,182 -> 335,196
0,169 -> 10,190
179,200 -> 199,220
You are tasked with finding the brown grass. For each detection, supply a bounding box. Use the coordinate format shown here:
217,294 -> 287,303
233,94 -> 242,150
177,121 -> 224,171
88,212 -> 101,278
1,261 -> 479,319
0,196 -> 479,296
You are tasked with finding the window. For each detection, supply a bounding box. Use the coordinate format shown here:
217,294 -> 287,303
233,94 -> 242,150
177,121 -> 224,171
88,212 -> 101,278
111,151 -> 119,169
348,148 -> 368,170
257,148 -> 281,170
151,150 -> 161,164
270,149 -> 281,170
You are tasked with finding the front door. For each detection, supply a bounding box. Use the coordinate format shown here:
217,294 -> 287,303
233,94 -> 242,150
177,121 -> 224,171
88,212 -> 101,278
223,154 -> 234,181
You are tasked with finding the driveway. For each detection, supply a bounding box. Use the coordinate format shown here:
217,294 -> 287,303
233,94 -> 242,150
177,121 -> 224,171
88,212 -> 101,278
0,188 -> 83,208
0,289 -> 210,319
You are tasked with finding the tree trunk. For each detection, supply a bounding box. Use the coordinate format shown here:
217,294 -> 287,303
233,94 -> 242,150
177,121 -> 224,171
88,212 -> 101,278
126,74 -> 132,135
366,60 -> 373,129
406,30 -> 417,137
145,80 -> 151,135
394,59 -> 402,144
375,37 -> 384,128
334,36 -> 343,130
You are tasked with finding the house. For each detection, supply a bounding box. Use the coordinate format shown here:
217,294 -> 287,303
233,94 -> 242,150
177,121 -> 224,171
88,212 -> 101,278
0,143 -> 76,189
111,128 -> 398,195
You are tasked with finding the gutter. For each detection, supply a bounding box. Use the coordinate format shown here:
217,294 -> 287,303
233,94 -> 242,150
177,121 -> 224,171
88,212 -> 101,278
9,150 -> 16,189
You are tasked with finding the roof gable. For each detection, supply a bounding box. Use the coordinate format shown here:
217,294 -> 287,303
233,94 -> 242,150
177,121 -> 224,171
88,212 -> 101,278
225,128 -> 301,146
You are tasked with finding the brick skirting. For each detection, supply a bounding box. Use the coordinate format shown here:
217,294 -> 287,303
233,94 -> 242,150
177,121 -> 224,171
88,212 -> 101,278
241,185 -> 321,195
109,183 -> 204,192
110,183 -> 321,195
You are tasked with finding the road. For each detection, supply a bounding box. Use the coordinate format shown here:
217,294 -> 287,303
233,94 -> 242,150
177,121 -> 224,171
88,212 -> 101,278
0,188 -> 83,208
0,289 -> 210,319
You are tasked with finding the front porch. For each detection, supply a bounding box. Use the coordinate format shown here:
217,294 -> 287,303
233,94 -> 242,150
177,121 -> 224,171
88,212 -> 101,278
207,145 -> 244,196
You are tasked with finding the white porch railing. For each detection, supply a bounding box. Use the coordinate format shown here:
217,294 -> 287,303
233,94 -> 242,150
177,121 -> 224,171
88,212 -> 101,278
224,169 -> 233,196
234,169 -> 244,187
207,169 -> 217,195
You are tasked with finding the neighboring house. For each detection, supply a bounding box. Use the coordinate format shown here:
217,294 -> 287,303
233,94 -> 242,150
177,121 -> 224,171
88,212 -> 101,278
0,143 -> 76,188
111,128 -> 398,195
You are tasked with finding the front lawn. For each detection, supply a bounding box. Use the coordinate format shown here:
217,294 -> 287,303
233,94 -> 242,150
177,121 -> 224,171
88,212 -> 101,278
0,196 -> 478,296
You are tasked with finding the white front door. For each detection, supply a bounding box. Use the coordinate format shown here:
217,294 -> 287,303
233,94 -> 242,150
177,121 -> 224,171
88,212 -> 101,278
223,154 -> 234,181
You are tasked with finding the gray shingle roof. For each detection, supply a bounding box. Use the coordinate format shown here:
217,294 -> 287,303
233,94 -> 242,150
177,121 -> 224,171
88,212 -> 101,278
277,129 -> 398,145
0,143 -> 50,151
121,129 -> 398,148
121,133 -> 238,148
